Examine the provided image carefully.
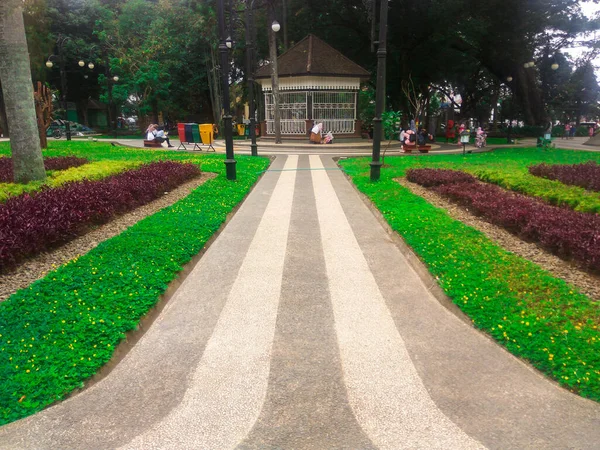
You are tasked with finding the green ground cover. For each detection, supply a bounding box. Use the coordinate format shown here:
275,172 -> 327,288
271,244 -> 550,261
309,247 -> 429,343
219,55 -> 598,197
0,141 -> 270,425
340,147 -> 600,402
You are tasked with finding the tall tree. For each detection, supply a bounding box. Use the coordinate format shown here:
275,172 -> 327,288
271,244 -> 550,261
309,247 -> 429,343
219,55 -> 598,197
0,0 -> 46,183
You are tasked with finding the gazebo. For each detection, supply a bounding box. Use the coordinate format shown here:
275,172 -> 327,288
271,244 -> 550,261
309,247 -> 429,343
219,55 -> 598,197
255,34 -> 370,138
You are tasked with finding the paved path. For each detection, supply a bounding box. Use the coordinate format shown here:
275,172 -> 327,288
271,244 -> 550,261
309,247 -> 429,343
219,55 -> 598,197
1,155 -> 600,449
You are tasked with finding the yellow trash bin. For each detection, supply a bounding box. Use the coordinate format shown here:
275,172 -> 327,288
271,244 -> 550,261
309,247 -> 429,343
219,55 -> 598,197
199,124 -> 214,144
236,124 -> 246,136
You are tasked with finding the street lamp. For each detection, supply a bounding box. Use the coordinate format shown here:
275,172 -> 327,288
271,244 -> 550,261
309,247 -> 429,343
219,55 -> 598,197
370,0 -> 389,181
268,6 -> 282,144
217,0 -> 237,180
245,0 -> 258,156
225,36 -> 233,49
88,62 -> 94,69
551,63 -> 559,71
45,35 -> 72,140
506,76 -> 513,82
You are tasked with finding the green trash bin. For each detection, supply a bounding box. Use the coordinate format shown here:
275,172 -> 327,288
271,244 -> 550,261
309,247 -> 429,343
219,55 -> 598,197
191,124 -> 201,143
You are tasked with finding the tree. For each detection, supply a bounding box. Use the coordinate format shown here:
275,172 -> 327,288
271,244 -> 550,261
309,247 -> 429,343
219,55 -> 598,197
0,0 -> 46,183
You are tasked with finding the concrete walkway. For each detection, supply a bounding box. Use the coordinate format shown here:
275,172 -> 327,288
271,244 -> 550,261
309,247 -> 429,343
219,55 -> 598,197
1,155 -> 600,449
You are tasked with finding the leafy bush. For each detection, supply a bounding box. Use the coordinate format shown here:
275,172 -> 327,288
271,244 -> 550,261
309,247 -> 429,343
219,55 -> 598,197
0,161 -> 200,271
0,160 -> 141,203
409,168 -> 600,272
0,156 -> 89,183
529,161 -> 600,192
474,168 -> 600,215
406,168 -> 477,187
339,155 -> 600,402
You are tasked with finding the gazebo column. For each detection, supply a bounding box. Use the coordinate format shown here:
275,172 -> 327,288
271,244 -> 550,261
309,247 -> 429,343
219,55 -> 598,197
305,91 -> 313,138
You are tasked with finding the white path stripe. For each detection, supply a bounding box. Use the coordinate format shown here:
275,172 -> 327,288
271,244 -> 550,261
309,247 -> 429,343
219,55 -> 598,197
123,155 -> 298,450
310,155 -> 484,450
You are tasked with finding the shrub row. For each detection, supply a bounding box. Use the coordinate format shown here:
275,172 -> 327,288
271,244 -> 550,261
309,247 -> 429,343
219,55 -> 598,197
407,168 -> 600,273
0,161 -> 200,271
0,156 -> 89,183
529,161 -> 600,192
472,168 -> 600,214
0,152 -> 269,425
0,160 -> 142,203
340,156 -> 600,402
404,168 -> 477,187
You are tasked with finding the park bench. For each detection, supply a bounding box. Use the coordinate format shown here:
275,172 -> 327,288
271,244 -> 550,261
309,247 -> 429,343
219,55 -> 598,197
143,140 -> 163,148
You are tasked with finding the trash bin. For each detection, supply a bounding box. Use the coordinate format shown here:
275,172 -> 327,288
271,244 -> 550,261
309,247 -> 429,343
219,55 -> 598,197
177,123 -> 186,142
236,124 -> 246,136
191,124 -> 201,143
184,123 -> 194,143
199,124 -> 214,144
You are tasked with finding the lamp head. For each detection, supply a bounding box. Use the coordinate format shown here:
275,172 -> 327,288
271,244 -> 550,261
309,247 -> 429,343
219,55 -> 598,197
88,62 -> 95,69
271,20 -> 280,32
506,76 -> 513,82
78,60 -> 85,67
551,63 -> 559,70
45,60 -> 53,68
225,36 -> 233,49
113,75 -> 119,82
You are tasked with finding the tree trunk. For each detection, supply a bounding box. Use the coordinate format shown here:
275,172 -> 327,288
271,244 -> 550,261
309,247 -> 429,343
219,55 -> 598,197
0,0 -> 45,183
207,48 -> 222,127
0,83 -> 8,137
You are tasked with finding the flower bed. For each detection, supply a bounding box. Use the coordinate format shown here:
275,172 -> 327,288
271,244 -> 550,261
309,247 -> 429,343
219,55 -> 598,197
407,168 -> 600,273
0,156 -> 89,183
0,161 -> 200,272
0,145 -> 270,425
529,161 -> 600,192
340,154 -> 600,403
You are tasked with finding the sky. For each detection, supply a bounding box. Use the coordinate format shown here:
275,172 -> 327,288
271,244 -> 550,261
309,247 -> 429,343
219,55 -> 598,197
563,1 -> 600,67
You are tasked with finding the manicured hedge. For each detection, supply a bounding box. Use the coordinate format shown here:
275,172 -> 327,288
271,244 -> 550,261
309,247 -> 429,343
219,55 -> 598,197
0,161 -> 200,272
407,168 -> 600,273
340,155 -> 600,403
0,142 -> 270,425
529,161 -> 600,192
0,156 -> 89,183
0,160 -> 142,203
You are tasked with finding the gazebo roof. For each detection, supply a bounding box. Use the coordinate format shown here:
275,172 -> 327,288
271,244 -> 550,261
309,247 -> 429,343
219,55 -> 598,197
255,34 -> 370,80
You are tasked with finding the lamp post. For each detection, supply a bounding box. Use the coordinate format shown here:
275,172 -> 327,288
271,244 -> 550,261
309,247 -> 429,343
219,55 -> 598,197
46,35 -> 72,140
218,0 -> 237,180
370,0 -> 389,181
245,0 -> 258,156
268,1 -> 282,144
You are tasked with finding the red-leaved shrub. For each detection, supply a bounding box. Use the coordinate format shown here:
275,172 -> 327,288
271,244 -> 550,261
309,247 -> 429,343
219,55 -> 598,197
408,168 -> 600,272
0,156 -> 89,183
406,168 -> 477,187
0,161 -> 200,271
529,161 -> 600,192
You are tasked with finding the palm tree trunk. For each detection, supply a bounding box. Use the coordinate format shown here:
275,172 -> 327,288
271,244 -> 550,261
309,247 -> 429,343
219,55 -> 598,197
0,0 -> 46,183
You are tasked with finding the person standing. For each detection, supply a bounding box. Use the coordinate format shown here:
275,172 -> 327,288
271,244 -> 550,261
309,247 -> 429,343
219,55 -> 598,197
564,123 -> 571,139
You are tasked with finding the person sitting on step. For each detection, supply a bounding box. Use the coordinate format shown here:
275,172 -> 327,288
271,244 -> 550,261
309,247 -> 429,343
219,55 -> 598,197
146,124 -> 174,148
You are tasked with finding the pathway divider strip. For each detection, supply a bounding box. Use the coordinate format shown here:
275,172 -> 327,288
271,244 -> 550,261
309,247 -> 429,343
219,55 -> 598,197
122,155 -> 298,450
309,155 -> 484,449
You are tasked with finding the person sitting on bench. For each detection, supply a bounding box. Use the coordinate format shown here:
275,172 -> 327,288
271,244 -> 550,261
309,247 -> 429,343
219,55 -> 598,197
146,124 -> 174,148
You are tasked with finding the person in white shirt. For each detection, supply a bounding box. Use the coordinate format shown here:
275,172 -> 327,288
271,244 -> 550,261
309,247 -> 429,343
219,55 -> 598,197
146,124 -> 174,148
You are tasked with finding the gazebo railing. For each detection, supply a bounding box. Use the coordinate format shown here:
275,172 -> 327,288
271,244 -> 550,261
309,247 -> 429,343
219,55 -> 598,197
265,92 -> 307,135
312,91 -> 356,134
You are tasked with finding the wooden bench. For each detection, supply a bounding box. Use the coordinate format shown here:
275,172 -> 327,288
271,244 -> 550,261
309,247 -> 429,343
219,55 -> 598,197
143,140 -> 162,148
403,144 -> 431,153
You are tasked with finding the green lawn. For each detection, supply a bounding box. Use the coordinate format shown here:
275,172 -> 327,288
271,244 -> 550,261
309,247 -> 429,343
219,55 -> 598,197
0,141 -> 270,425
340,147 -> 600,402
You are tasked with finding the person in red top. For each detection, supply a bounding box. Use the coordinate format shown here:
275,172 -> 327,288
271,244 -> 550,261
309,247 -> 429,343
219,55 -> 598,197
564,123 -> 571,139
